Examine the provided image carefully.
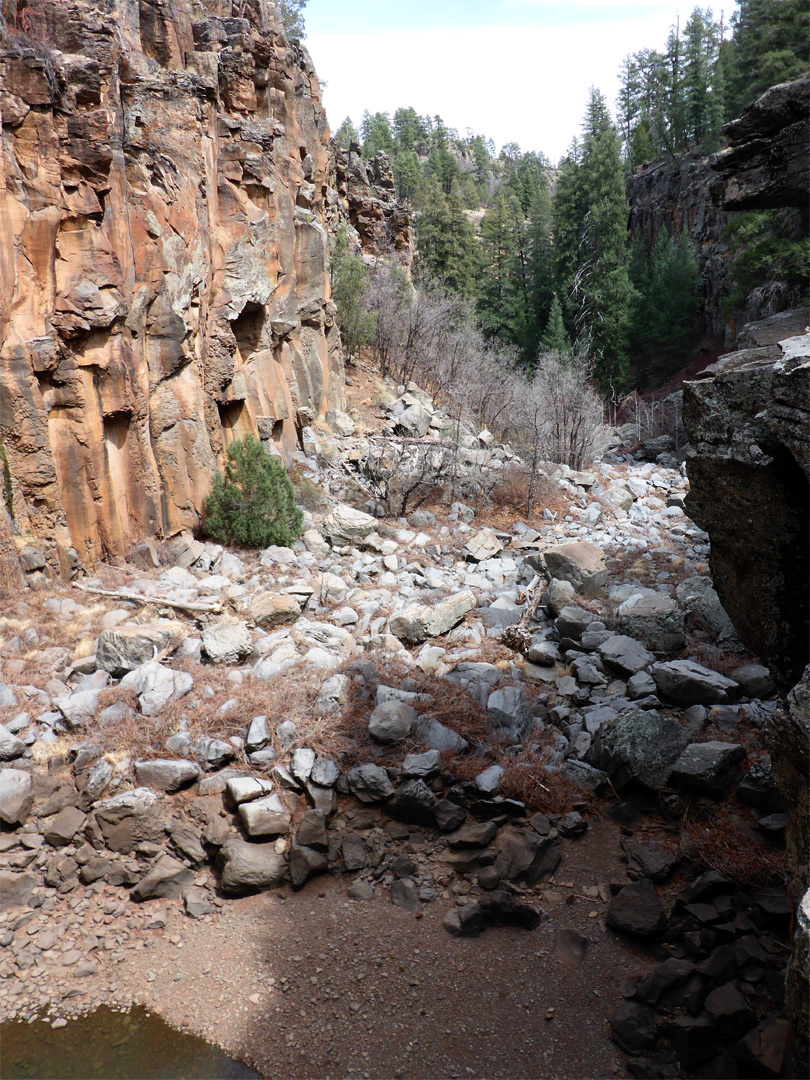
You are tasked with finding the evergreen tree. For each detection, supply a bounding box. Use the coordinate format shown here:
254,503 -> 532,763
556,89 -> 636,393
631,231 -> 700,372
392,149 -> 421,202
525,186 -> 555,358
330,226 -> 377,356
279,0 -> 307,42
540,294 -> 572,355
477,188 -> 531,355
728,0 -> 810,113
334,116 -> 359,149
414,181 -> 480,295
361,111 -> 394,158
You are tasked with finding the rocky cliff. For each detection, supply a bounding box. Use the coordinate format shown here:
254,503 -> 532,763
627,150 -> 730,339
626,75 -> 810,343
0,0 -> 345,568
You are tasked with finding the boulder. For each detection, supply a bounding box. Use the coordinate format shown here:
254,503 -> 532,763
493,825 -> 561,885
289,844 -> 328,890
291,619 -> 357,663
245,715 -> 271,753
598,635 -> 655,676
248,592 -> 301,629
368,700 -> 418,744
400,749 -> 442,780
731,663 -> 776,699
606,880 -> 666,937
618,593 -> 686,652
464,529 -> 503,562
93,788 -> 167,853
414,716 -> 469,753
201,618 -> 253,665
135,759 -> 200,792
131,855 -> 194,902
670,741 -> 746,795
0,724 -> 25,762
218,837 -> 287,895
555,605 -> 593,641
346,764 -> 395,802
238,794 -> 292,838
95,623 -> 176,676
0,768 -> 33,825
543,541 -> 607,596
652,660 -> 739,705
487,685 -> 534,742
43,806 -> 86,847
387,392 -> 433,438
385,780 -> 437,827
120,662 -> 193,716
589,710 -> 691,790
321,504 -> 377,545
0,870 -> 38,910
389,590 -> 476,644
226,776 -> 275,806
675,576 -> 736,640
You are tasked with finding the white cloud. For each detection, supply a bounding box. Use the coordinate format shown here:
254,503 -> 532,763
308,6 -> 688,161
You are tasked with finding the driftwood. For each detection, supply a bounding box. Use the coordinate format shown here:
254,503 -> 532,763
71,582 -> 223,616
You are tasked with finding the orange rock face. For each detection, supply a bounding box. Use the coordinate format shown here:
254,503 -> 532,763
0,0 -> 344,564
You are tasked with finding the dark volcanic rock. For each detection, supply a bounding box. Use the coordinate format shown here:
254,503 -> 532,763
607,880 -> 666,938
589,710 -> 691,791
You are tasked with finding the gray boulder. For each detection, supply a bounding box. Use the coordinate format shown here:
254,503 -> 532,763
94,788 -> 166,853
400,749 -> 442,780
289,844 -> 328,890
346,764 -> 395,802
555,605 -> 594,641
589,710 -> 691,790
321,504 -> 377,545
43,806 -> 86,846
618,593 -> 686,652
599,635 -> 655,676
368,700 -> 418,744
543,541 -> 607,596
245,715 -> 271,753
675,576 -> 735,639
414,716 -> 469,753
670,741 -> 746,796
653,660 -> 739,705
135,759 -> 200,792
201,618 -> 253,665
389,590 -> 476,644
606,880 -> 666,937
238,794 -> 292,837
218,837 -> 287,894
131,855 -> 194,902
487,685 -> 534,742
731,664 -> 776,699
0,768 -> 33,825
0,724 -> 25,762
0,870 -> 37,910
96,623 -> 176,677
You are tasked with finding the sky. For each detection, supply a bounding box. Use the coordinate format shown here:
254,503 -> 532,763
304,0 -> 712,162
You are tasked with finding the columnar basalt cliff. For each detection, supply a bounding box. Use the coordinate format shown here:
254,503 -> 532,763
626,76 -> 810,342
627,150 -> 730,339
0,0 -> 344,566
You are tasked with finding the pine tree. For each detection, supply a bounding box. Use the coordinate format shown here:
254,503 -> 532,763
414,181 -> 480,295
556,89 -> 636,393
279,0 -> 307,42
728,0 -> 810,113
392,149 -> 421,202
334,116 -> 359,149
477,188 -> 531,355
631,231 -> 700,374
540,294 -> 571,355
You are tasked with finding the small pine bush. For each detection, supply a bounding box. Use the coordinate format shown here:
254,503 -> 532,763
203,435 -> 303,548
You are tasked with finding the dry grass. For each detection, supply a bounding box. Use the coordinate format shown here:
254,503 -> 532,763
679,805 -> 786,887
487,465 -> 573,525
499,751 -> 586,815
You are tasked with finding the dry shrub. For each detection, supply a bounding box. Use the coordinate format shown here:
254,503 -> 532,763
691,642 -> 759,678
498,752 -> 586,815
680,806 -> 786,887
487,465 -> 573,527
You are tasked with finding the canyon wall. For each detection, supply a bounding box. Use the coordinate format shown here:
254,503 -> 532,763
0,0 -> 344,567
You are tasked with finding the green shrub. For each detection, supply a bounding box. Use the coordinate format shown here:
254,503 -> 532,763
203,435 -> 303,549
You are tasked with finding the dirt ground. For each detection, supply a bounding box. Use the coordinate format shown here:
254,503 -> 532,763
3,818 -> 658,1080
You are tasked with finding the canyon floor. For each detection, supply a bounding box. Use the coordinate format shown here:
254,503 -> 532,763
0,366 -> 794,1079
